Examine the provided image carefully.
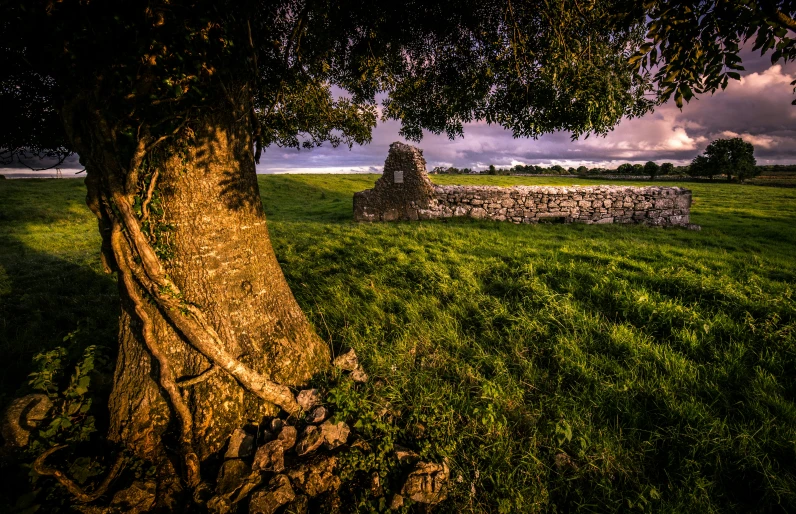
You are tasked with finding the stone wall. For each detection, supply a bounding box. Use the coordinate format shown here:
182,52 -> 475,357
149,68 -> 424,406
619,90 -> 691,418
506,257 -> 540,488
354,143 -> 693,227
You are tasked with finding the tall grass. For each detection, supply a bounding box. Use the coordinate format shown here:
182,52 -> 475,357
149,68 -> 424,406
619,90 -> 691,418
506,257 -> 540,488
1,175 -> 794,512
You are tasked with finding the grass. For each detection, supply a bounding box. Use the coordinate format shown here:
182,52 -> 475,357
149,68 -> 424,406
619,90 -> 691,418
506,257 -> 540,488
1,174 -> 795,512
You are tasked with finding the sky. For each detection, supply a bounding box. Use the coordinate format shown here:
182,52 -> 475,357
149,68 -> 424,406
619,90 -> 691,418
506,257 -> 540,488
3,49 -> 795,177
261,50 -> 796,173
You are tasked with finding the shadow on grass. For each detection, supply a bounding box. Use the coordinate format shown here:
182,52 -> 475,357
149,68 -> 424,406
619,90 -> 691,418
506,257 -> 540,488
258,174 -> 367,224
0,235 -> 118,409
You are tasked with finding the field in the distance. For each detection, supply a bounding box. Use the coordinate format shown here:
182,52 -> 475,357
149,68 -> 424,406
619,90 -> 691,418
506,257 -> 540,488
1,175 -> 795,512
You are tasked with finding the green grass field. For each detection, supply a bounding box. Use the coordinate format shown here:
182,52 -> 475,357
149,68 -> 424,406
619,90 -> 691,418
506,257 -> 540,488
1,175 -> 795,512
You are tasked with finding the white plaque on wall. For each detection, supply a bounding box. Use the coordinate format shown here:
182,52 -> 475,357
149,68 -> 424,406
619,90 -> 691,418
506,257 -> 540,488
394,170 -> 404,183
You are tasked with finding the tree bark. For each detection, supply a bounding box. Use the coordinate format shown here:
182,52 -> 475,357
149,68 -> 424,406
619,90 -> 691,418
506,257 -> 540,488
66,93 -> 330,496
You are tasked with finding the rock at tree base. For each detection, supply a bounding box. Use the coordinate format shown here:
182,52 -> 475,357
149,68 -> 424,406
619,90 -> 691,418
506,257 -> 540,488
270,418 -> 284,433
278,425 -> 298,449
296,425 -> 324,456
307,405 -> 329,424
332,349 -> 359,371
296,389 -> 322,411
389,494 -> 405,510
286,494 -> 309,513
225,428 -> 255,459
217,459 -> 252,496
401,461 -> 450,504
287,456 -> 341,497
110,481 -> 157,513
350,368 -> 369,383
2,394 -> 53,447
249,475 -> 295,514
320,420 -> 350,450
253,440 -> 285,473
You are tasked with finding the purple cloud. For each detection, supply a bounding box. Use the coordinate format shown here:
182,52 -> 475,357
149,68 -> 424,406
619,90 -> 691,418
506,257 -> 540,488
260,56 -> 796,172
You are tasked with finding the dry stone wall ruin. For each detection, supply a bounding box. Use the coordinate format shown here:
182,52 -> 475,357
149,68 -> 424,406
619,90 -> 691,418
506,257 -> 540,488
354,142 -> 693,227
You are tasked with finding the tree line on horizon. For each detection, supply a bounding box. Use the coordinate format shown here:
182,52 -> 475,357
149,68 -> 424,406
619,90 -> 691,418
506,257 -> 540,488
431,137 -> 790,182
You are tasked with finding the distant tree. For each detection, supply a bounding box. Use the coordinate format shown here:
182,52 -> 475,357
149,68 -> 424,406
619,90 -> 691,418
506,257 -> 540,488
692,138 -> 757,181
688,154 -> 719,180
576,166 -> 589,175
632,163 -> 644,174
714,138 -> 756,182
567,167 -> 576,174
488,164 -> 497,175
550,165 -> 566,174
617,163 -> 634,174
644,161 -> 660,179
660,162 -> 674,175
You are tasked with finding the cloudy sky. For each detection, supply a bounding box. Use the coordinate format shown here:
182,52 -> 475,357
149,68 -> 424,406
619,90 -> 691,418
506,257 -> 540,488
4,48 -> 795,177
261,50 -> 796,173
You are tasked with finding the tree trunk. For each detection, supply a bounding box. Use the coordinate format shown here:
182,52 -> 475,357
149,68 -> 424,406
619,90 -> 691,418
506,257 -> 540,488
67,94 -> 330,498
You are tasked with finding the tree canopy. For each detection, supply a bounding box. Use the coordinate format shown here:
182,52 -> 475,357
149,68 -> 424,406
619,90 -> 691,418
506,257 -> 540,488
690,137 -> 758,181
2,0 -> 794,169
644,161 -> 660,179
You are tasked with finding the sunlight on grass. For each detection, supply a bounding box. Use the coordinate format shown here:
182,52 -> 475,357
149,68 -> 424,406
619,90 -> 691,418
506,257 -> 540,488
1,175 -> 794,512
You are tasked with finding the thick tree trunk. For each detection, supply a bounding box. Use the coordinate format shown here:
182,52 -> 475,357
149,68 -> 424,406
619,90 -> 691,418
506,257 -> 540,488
68,95 -> 330,496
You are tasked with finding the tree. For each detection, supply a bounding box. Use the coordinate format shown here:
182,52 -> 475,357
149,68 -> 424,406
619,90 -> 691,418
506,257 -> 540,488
576,166 -> 589,175
716,138 -> 757,182
661,162 -> 674,176
689,154 -> 720,180
2,0 -> 793,508
644,161 -> 660,180
488,164 -> 497,175
692,138 -> 757,181
617,163 -> 634,174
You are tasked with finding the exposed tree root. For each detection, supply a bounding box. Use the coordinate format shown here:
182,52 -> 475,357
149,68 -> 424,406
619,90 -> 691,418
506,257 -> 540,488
140,168 -> 160,221
113,224 -> 201,487
33,445 -> 126,503
105,189 -> 302,415
177,366 -> 219,388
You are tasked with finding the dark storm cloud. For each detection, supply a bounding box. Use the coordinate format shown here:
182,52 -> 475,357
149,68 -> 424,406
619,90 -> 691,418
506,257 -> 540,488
260,57 -> 796,173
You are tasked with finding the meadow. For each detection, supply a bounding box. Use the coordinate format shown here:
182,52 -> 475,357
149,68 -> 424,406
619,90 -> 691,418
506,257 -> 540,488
1,175 -> 795,512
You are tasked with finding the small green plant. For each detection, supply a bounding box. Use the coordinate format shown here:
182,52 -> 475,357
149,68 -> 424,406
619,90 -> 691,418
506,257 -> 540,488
28,340 -> 111,451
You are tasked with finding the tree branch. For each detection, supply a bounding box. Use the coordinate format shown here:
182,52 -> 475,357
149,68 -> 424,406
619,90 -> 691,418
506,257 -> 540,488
774,9 -> 796,31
